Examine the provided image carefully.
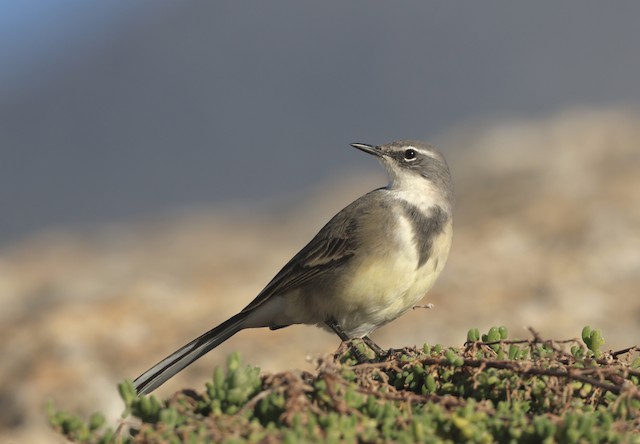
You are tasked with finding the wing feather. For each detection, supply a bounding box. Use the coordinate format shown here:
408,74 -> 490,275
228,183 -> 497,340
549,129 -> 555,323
241,204 -> 362,312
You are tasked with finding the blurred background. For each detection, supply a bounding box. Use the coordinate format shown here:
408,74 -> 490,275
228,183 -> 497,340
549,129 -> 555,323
1,1 -> 639,441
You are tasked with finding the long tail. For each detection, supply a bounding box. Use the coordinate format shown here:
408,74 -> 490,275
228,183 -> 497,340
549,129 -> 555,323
133,311 -> 249,395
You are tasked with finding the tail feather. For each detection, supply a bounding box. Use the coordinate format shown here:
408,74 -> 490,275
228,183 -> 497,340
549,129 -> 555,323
134,311 -> 249,395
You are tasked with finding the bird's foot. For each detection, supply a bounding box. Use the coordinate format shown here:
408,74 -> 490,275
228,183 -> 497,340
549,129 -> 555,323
361,336 -> 416,361
326,320 -> 393,363
334,337 -> 412,364
327,319 -> 372,363
332,340 -> 373,364
361,335 -> 388,358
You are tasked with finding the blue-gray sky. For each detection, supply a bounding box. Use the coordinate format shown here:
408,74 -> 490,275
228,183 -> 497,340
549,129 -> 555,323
2,1 -> 640,246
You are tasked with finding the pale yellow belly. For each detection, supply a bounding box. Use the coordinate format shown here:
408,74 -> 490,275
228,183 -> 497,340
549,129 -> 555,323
331,219 -> 453,337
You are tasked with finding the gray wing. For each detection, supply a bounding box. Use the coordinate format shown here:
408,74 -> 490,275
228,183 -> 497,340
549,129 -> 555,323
240,191 -> 385,312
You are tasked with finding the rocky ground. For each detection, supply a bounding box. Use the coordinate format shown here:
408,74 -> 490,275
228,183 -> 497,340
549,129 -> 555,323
1,107 -> 639,442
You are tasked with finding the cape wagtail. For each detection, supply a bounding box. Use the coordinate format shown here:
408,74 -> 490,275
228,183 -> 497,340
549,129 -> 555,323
134,140 -> 454,395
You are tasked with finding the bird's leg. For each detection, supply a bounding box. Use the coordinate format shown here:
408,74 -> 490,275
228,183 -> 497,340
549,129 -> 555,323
361,336 -> 388,358
325,320 -> 370,363
325,319 -> 350,341
362,336 -> 412,360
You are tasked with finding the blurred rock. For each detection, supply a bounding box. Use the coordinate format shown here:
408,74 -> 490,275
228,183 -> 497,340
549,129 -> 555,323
1,107 -> 639,441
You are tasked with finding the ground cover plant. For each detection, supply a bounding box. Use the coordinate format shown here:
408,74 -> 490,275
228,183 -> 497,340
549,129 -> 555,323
50,326 -> 640,443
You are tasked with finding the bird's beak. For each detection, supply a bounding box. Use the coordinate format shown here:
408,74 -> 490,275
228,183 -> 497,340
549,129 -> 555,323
351,143 -> 383,157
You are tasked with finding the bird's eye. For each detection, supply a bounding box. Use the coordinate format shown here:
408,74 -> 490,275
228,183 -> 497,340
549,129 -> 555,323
404,149 -> 417,161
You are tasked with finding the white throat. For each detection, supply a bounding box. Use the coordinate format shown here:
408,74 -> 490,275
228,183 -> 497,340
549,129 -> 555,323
386,168 -> 451,214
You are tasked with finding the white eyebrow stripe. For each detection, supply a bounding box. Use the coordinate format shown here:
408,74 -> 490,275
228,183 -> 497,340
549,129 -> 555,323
407,146 -> 437,159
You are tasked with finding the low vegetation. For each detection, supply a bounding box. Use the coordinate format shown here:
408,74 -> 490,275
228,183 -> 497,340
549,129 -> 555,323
50,326 -> 640,443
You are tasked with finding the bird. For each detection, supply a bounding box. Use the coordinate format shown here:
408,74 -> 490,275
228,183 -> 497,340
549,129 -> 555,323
133,140 -> 454,395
